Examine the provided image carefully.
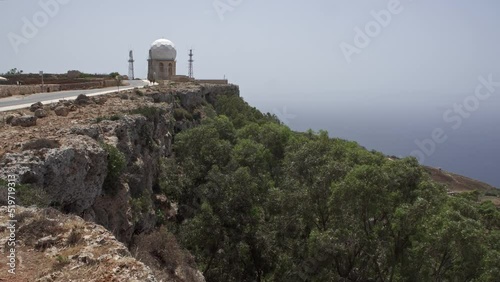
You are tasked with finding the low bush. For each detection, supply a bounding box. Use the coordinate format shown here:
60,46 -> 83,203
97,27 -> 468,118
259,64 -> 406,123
101,143 -> 126,195
0,179 -> 50,207
135,88 -> 144,96
94,115 -> 122,123
130,106 -> 166,121
66,229 -> 83,246
53,255 -> 70,270
131,228 -> 197,280
173,108 -> 193,121
17,184 -> 50,207
18,217 -> 64,245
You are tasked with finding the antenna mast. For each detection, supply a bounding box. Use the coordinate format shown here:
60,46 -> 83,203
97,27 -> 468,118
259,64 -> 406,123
128,50 -> 135,80
188,49 -> 194,79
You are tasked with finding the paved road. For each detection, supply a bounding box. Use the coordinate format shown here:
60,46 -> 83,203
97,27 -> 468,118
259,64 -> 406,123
0,80 -> 150,112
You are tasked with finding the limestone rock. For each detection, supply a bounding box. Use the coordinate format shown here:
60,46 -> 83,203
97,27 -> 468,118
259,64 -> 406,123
70,124 -> 101,140
54,106 -> 69,117
30,101 -> 44,112
36,235 -> 59,250
0,206 -> 158,281
5,114 -> 16,124
11,115 -> 37,127
75,94 -> 91,105
0,135 -> 107,213
93,96 -> 107,105
34,108 -> 48,118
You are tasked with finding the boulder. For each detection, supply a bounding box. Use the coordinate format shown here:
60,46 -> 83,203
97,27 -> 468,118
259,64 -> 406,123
93,96 -> 107,105
34,108 -> 48,118
54,106 -> 70,117
11,116 -> 37,127
75,94 -> 91,105
62,100 -> 74,107
30,102 -> 44,112
5,115 -> 15,124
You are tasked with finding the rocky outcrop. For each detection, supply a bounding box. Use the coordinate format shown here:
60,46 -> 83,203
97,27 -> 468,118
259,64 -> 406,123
0,83 -> 239,236
0,135 -> 107,213
0,206 -> 157,281
0,83 -> 239,280
54,106 -> 69,117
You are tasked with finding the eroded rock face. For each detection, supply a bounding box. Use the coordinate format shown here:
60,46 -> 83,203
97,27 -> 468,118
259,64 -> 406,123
0,135 -> 107,213
0,206 -> 158,282
0,83 -> 240,282
87,111 -> 174,242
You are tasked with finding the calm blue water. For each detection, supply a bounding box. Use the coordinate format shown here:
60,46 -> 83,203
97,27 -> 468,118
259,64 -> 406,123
245,91 -> 500,188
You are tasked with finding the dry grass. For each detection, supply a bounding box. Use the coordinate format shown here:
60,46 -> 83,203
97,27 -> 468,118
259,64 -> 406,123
18,217 -> 64,246
66,228 -> 83,246
131,227 -> 197,280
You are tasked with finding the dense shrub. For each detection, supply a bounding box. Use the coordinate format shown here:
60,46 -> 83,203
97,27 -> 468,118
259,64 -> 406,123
94,115 -> 122,123
130,106 -> 166,121
159,93 -> 500,282
174,108 -> 193,121
17,184 -> 50,207
101,143 -> 126,195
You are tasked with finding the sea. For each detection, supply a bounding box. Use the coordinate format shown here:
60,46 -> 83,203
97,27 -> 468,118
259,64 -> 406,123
245,90 -> 500,188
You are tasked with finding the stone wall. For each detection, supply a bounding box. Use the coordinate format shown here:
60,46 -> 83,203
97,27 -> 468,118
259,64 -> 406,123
0,84 -> 61,97
0,80 -> 125,98
195,79 -> 229,85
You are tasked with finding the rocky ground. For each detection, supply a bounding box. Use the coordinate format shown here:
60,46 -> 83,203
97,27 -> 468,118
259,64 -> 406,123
0,84 -> 190,156
0,206 -> 157,282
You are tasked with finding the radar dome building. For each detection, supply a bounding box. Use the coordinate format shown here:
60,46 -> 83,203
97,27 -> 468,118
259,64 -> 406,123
148,39 -> 177,81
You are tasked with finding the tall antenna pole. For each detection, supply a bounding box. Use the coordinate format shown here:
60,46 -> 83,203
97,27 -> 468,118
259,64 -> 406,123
128,50 -> 135,80
188,49 -> 194,79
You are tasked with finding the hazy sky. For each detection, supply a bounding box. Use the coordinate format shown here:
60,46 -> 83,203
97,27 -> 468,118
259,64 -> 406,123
1,1 -> 500,185
1,0 -> 500,97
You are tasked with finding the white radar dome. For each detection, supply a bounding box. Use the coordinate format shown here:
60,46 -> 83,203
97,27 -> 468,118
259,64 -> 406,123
150,38 -> 177,61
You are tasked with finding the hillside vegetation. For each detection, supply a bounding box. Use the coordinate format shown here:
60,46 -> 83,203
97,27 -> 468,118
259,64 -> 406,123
160,94 -> 500,281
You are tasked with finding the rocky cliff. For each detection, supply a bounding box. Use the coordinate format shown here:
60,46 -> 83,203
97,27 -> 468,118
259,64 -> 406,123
0,82 -> 239,281
0,206 -> 157,281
